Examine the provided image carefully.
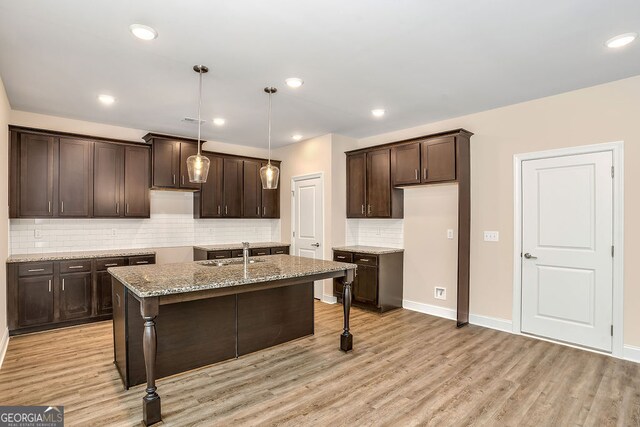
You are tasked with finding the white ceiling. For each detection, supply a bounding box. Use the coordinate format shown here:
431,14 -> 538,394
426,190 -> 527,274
1,1 -> 639,147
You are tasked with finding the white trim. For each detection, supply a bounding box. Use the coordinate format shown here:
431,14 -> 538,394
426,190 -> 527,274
513,141 -> 624,357
623,345 -> 640,363
0,327 -> 9,369
469,314 -> 512,333
322,294 -> 337,304
402,299 -> 456,320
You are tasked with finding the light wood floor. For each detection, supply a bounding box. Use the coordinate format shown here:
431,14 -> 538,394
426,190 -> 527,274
1,302 -> 639,426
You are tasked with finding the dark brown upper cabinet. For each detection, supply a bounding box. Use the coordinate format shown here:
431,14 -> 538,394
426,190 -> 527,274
17,133 -> 55,217
144,133 -> 201,190
194,154 -> 224,218
346,150 -> 403,219
261,161 -> 280,218
421,136 -> 456,183
58,138 -> 93,217
222,157 -> 243,217
94,142 -> 124,217
123,145 -> 151,217
243,160 -> 262,218
391,143 -> 421,186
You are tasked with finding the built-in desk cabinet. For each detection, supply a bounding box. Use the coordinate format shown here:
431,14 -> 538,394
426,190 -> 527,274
7,254 -> 156,335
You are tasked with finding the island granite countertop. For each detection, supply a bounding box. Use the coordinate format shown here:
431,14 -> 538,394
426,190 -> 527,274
7,248 -> 156,263
108,254 -> 356,298
193,242 -> 290,251
332,245 -> 404,255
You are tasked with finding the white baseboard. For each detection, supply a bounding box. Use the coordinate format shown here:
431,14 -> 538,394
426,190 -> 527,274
623,345 -> 640,363
322,294 -> 337,304
402,299 -> 456,320
0,327 -> 9,369
469,313 -> 513,333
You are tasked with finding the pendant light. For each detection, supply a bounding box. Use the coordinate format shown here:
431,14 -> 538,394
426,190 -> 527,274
186,65 -> 211,183
259,87 -> 280,189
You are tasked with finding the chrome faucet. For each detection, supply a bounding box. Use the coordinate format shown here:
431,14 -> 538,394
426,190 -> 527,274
242,242 -> 250,269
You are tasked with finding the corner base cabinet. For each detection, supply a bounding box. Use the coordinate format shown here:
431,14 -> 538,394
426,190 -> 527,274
333,250 -> 403,313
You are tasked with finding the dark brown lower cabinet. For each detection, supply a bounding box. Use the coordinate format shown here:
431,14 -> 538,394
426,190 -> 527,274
17,275 -> 54,327
333,250 -> 403,313
7,253 -> 155,335
59,272 -> 92,320
193,245 -> 290,261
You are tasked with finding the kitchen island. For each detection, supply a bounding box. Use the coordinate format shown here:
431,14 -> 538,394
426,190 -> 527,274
108,254 -> 356,426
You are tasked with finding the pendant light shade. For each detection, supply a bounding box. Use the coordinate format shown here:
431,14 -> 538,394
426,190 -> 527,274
260,87 -> 280,189
187,65 -> 210,183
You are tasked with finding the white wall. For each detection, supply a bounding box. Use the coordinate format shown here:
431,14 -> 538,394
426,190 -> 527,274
0,77 -> 10,363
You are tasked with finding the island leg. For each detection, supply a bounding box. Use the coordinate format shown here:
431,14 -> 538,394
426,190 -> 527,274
340,269 -> 355,352
140,297 -> 161,426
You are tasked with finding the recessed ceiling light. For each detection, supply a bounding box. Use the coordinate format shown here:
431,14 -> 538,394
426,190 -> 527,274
98,94 -> 115,105
292,134 -> 303,141
606,32 -> 637,48
285,78 -> 304,88
129,24 -> 158,41
213,117 -> 226,126
371,109 -> 385,117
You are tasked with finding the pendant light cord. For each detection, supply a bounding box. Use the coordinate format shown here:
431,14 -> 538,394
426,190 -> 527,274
197,68 -> 203,156
267,90 -> 272,165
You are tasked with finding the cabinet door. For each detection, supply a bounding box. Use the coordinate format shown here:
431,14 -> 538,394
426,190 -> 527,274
421,136 -> 456,183
199,155 -> 224,217
223,158 -> 243,217
124,145 -> 150,217
261,161 -> 280,218
366,149 -> 391,217
391,143 -> 421,186
96,271 -> 113,315
58,138 -> 93,217
18,275 -> 54,327
353,265 -> 378,304
179,142 -> 201,189
60,273 -> 92,320
94,142 -> 124,217
243,160 -> 262,218
19,133 -> 55,217
152,139 -> 179,188
346,153 -> 366,218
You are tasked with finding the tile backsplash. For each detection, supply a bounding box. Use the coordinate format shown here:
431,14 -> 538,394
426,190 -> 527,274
345,219 -> 404,248
9,192 -> 281,254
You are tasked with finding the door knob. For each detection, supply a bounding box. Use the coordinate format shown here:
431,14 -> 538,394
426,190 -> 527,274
524,253 -> 538,259
311,243 -> 320,247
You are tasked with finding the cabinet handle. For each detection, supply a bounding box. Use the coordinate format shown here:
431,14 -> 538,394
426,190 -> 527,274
126,204 -> 129,214
182,175 -> 185,185
423,168 -> 427,180
367,205 -> 372,215
415,169 -> 418,180
62,278 -> 65,291
48,279 -> 51,293
225,206 -> 228,215
359,258 -> 370,262
337,256 -> 346,259
104,263 -> 118,267
68,265 -> 84,269
48,201 -> 51,213
28,268 -> 45,272
217,206 -> 221,215
116,202 -> 119,214
136,261 -> 149,264
361,204 -> 364,215
173,174 -> 176,185
257,206 -> 260,215
61,201 -> 64,213
215,255 -> 225,259
263,206 -> 266,216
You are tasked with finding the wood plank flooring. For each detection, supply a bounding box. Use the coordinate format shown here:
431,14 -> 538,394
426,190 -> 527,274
1,302 -> 639,426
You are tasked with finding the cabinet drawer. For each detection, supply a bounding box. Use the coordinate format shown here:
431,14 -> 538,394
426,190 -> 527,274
128,255 -> 156,266
250,248 -> 270,256
231,249 -> 244,258
333,251 -> 353,263
96,257 -> 126,271
60,259 -> 92,273
270,247 -> 289,255
208,250 -> 232,260
18,262 -> 54,277
354,254 -> 378,266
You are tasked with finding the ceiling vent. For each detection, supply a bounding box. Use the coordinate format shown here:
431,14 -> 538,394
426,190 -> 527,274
182,117 -> 205,125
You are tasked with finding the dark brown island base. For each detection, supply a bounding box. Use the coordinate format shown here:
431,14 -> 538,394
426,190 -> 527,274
108,254 -> 356,426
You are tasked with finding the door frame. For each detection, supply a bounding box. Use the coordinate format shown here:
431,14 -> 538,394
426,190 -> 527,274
290,172 -> 326,299
513,141 -> 624,357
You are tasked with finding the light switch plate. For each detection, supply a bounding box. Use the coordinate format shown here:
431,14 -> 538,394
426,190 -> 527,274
484,231 -> 499,242
34,229 -> 42,239
447,229 -> 454,239
434,287 -> 446,300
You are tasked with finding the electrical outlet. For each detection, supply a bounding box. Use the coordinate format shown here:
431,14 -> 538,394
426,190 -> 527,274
447,229 -> 454,239
483,231 -> 499,242
434,287 -> 446,300
376,227 -> 381,236
34,229 -> 42,239
111,228 -> 117,237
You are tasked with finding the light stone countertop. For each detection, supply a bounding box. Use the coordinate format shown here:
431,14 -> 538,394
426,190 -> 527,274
7,249 -> 156,263
332,245 -> 404,255
193,242 -> 290,251
108,254 -> 356,298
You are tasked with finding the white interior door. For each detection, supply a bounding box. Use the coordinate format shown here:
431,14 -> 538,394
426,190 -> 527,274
293,175 -> 324,299
521,151 -> 613,351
